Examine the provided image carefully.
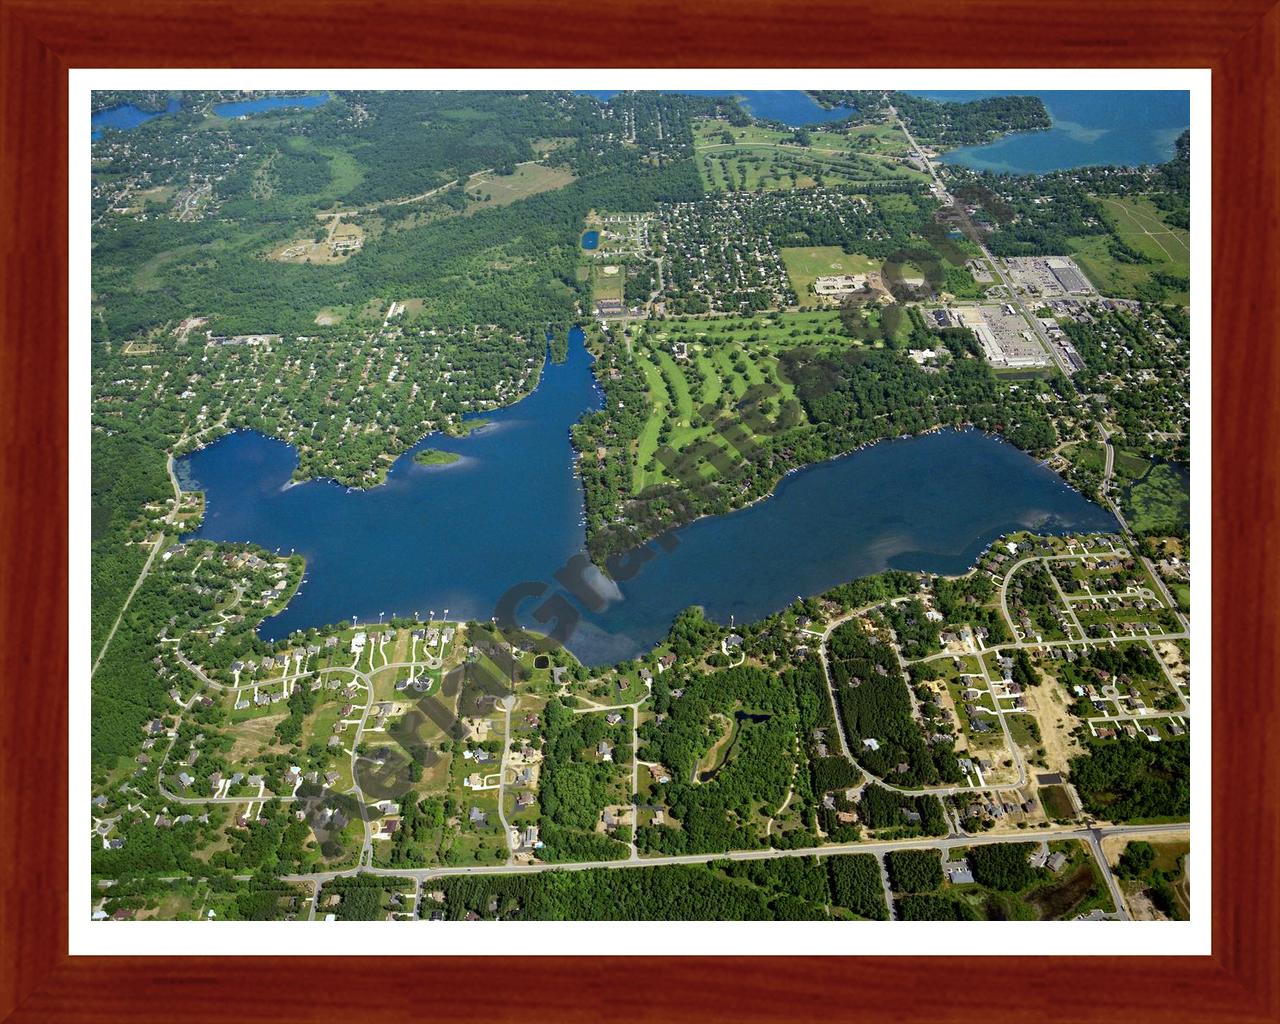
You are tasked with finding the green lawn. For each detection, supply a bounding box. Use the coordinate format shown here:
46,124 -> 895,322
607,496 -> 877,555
780,247 -> 879,302
633,353 -> 670,491
622,311 -> 882,493
692,119 -> 928,193
655,349 -> 695,423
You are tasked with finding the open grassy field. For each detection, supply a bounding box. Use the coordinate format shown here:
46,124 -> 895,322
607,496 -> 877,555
227,709 -> 290,764
464,161 -> 577,211
1071,195 -> 1190,303
780,246 -> 880,300
133,243 -> 212,291
1007,713 -> 1041,748
291,136 -> 365,204
1124,462 -> 1190,536
1039,784 -> 1076,820
589,263 -> 625,306
313,306 -> 348,326
1062,441 -> 1105,473
842,122 -> 912,157
1097,196 -> 1190,272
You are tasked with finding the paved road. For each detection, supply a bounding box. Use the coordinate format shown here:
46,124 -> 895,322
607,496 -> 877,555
101,821 -> 1175,921
998,548 -> 1127,640
92,415 -> 228,675
893,113 -> 1189,641
91,454 -> 182,676
1098,428 -> 1190,633
279,820 -> 1185,901
814,596 -> 1025,798
889,101 -> 1073,379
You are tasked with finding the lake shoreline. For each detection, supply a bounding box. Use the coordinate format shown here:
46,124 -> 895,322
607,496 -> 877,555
177,328 -> 1116,664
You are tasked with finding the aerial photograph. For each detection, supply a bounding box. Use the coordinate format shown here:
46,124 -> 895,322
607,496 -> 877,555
88,86 -> 1192,925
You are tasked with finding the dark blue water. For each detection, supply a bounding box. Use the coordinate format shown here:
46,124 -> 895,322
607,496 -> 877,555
582,90 -> 855,127
91,99 -> 180,140
213,92 -> 330,118
179,327 -> 1116,665
582,230 -> 600,250
907,90 -> 1189,173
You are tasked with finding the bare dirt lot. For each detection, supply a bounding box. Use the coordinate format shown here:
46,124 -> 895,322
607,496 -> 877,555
228,710 -> 289,763
1101,832 -> 1191,920
1023,673 -> 1082,774
269,215 -> 365,265
1154,640 -> 1190,687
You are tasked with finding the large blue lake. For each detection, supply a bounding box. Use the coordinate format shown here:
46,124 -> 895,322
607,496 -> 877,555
582,90 -> 854,126
91,99 -> 181,140
179,327 -> 1117,665
91,91 -> 330,139
908,90 -> 1189,173
213,92 -> 330,118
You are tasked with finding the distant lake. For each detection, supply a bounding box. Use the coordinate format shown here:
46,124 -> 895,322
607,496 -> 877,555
91,99 -> 180,140
581,230 -> 600,250
213,92 -> 330,118
908,90 -> 1189,173
179,327 -> 1117,666
581,90 -> 855,127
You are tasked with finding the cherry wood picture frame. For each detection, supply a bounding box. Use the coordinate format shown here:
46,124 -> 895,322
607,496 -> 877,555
2,0 -> 1276,1020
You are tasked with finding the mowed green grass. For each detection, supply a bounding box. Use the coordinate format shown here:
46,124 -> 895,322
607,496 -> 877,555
698,148 -> 923,193
625,312 -> 863,494
656,309 -> 850,348
780,246 -> 879,300
655,349 -> 695,422
692,118 -> 927,193
692,350 -> 722,407
709,345 -> 749,400
1071,195 -> 1190,303
633,353 -> 670,491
